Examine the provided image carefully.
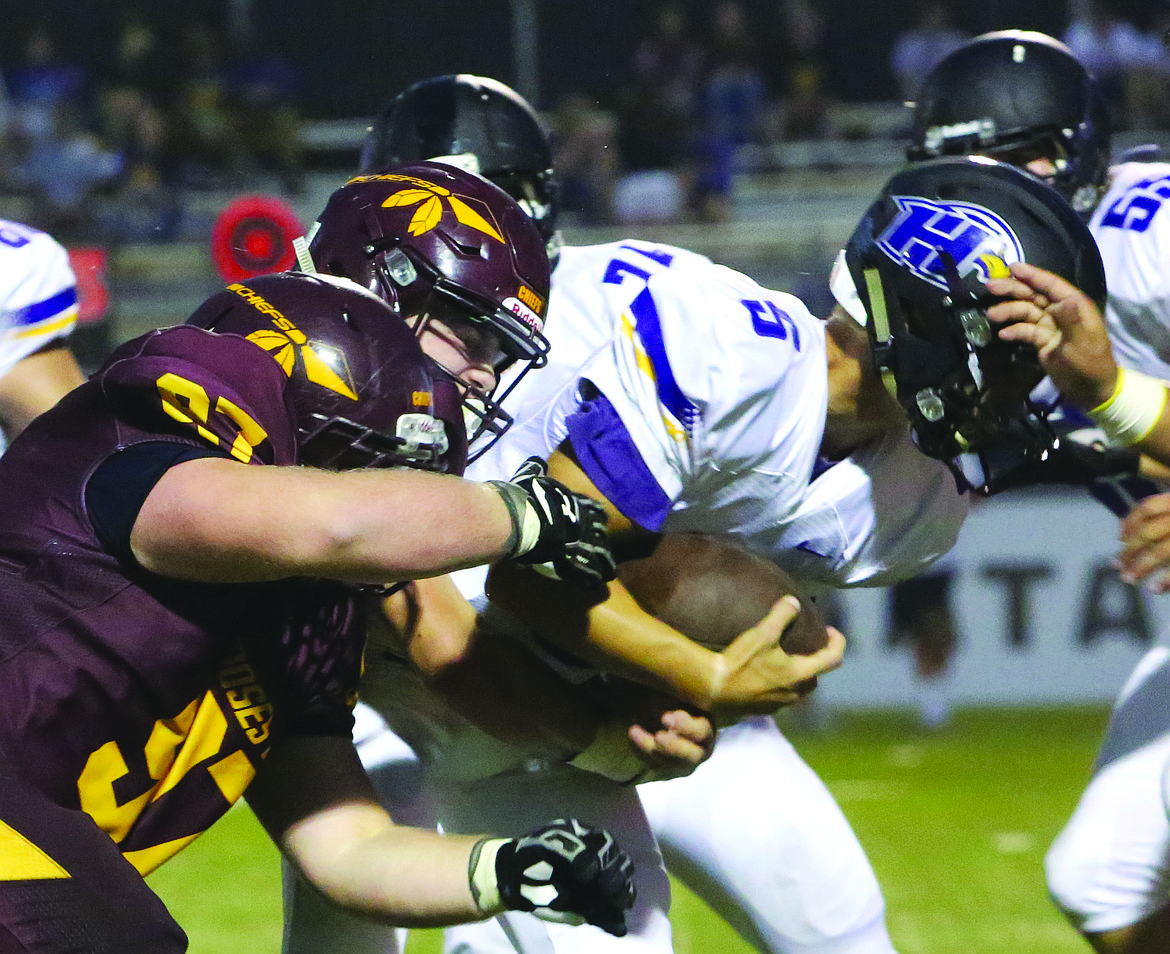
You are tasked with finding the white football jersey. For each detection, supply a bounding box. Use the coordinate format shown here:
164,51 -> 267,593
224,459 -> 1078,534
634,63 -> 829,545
1089,160 -> 1170,379
467,240 -> 967,590
0,219 -> 78,381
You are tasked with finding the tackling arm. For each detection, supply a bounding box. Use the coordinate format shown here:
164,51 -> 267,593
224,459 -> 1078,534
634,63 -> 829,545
246,734 -> 635,933
132,459 -> 517,584
486,447 -> 845,721
129,455 -> 611,586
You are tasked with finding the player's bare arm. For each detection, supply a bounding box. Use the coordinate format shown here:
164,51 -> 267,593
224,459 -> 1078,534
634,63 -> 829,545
247,734 -> 635,932
378,577 -> 715,779
487,447 -> 845,722
248,733 -> 486,925
989,263 -> 1170,469
130,449 -> 615,587
0,343 -> 85,441
131,458 -> 518,583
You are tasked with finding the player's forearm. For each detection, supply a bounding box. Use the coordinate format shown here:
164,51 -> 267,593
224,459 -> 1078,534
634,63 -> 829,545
484,560 -> 720,709
249,735 -> 501,926
1134,416 -> 1170,470
133,459 -> 517,583
587,583 -> 722,709
285,469 -> 518,582
1085,367 -> 1170,470
284,804 -> 491,927
0,346 -> 86,441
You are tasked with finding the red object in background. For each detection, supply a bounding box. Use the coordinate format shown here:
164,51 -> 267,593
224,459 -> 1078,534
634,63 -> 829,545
66,247 -> 111,325
210,195 -> 305,284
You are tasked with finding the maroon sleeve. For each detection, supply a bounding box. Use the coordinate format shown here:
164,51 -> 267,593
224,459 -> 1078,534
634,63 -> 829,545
95,325 -> 300,466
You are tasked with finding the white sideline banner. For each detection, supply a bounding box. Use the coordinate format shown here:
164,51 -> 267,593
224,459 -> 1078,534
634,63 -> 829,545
820,488 -> 1168,708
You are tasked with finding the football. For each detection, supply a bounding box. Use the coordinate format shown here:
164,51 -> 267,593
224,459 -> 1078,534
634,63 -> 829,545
617,534 -> 829,656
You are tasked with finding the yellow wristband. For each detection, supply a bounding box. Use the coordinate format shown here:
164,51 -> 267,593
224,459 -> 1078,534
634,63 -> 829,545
1088,368 -> 1169,446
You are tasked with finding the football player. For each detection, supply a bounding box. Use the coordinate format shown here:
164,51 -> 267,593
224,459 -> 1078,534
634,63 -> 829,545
0,218 -> 85,445
282,76 -> 1105,954
907,30 -> 1170,954
0,161 -> 643,950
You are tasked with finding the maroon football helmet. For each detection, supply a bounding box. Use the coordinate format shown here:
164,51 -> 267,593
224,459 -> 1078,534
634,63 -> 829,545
307,160 -> 551,460
187,271 -> 467,475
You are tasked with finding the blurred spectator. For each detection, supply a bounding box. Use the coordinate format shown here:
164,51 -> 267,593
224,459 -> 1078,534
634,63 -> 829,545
693,0 -> 767,222
611,1 -> 703,225
2,26 -> 122,240
1063,1 -> 1170,128
6,25 -> 89,145
772,0 -> 835,142
890,2 -> 971,101
228,46 -> 306,196
549,92 -> 619,226
166,19 -> 241,189
21,102 -> 122,241
93,17 -> 183,240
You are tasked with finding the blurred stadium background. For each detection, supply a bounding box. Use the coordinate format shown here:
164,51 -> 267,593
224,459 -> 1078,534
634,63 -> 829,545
5,0 -> 1170,950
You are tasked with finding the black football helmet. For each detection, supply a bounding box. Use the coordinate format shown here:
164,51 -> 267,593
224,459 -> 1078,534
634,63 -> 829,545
308,160 -> 551,460
359,74 -> 561,261
845,156 -> 1106,493
187,271 -> 467,474
907,31 -> 1111,215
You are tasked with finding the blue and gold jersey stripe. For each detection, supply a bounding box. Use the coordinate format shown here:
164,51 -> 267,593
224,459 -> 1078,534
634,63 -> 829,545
7,287 -> 79,337
624,287 -> 697,437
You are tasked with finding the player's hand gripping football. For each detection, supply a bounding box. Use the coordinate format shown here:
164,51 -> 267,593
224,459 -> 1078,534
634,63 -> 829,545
490,457 -> 617,588
570,679 -> 716,784
708,596 -> 846,722
469,818 -> 636,936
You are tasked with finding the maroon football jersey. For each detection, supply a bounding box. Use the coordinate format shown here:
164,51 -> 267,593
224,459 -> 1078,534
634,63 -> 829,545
0,326 -> 367,874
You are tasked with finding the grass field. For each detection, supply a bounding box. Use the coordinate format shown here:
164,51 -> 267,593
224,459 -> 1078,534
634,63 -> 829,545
147,706 -> 1111,954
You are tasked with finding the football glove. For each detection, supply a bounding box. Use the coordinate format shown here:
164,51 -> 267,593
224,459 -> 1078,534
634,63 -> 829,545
969,422 -> 1144,496
489,457 -> 617,587
468,818 -> 636,937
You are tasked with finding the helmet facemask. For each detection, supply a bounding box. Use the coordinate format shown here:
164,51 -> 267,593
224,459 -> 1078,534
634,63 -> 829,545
369,241 -> 550,462
308,161 -> 552,464
858,245 -> 1049,482
907,31 -> 1111,218
847,157 -> 1106,495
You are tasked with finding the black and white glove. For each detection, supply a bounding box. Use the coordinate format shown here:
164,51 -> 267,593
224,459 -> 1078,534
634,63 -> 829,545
468,818 -> 636,937
489,457 -> 617,587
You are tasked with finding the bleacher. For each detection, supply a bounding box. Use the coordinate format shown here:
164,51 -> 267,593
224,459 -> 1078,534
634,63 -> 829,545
19,104 -> 1170,349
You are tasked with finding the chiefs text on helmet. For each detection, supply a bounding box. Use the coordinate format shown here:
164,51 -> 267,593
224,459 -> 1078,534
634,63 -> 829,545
187,270 -> 467,474
308,160 -> 551,460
